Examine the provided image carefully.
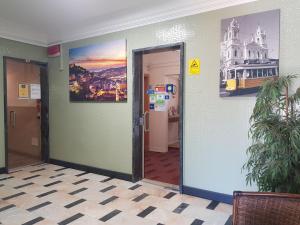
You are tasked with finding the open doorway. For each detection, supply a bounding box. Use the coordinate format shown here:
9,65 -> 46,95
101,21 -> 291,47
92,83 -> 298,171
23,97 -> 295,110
143,51 -> 180,185
3,57 -> 49,171
133,43 -> 184,191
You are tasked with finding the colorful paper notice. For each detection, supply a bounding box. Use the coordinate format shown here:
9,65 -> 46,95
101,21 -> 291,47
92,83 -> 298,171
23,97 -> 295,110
147,89 -> 155,95
188,58 -> 200,75
166,84 -> 174,93
155,94 -> 167,111
149,103 -> 155,110
149,94 -> 156,103
155,85 -> 166,93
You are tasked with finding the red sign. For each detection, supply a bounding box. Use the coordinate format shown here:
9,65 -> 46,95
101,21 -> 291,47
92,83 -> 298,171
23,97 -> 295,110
47,45 -> 61,57
155,85 -> 165,92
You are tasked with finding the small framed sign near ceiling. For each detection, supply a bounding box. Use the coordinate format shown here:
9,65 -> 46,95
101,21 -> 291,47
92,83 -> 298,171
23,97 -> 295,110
47,45 -> 61,57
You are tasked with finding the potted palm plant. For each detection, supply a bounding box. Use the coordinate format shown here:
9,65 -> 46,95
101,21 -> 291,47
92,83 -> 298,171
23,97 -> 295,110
244,75 -> 300,193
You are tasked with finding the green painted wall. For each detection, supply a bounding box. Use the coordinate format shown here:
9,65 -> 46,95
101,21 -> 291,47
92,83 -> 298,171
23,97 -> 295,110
44,0 -> 300,194
0,38 -> 47,168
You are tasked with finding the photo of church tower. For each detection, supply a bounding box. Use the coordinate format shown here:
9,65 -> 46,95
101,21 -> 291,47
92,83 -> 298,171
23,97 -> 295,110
220,10 -> 280,97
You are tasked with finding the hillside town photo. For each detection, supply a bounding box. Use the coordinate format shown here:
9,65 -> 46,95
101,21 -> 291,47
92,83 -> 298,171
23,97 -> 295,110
69,39 -> 127,102
220,9 -> 280,97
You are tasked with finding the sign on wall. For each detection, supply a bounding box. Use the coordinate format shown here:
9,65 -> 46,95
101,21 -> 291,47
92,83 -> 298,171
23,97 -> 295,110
47,45 -> 61,57
188,58 -> 200,75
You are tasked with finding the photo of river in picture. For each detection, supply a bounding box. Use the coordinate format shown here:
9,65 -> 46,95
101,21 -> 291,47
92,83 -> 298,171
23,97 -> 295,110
69,39 -> 127,102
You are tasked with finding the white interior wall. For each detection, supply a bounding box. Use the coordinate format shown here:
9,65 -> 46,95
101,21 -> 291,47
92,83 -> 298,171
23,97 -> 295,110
143,50 -> 180,152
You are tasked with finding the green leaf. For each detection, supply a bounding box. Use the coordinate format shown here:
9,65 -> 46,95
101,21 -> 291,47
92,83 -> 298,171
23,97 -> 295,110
243,75 -> 300,193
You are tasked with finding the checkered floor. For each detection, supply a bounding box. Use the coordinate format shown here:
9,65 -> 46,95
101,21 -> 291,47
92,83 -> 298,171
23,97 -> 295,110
0,163 -> 232,225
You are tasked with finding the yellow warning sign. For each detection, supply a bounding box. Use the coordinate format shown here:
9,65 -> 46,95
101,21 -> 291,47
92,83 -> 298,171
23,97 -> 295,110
188,58 -> 200,75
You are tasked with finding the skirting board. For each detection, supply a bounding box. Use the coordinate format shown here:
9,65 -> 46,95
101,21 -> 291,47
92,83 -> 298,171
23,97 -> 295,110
49,158 -> 132,182
182,185 -> 233,205
0,167 -> 6,174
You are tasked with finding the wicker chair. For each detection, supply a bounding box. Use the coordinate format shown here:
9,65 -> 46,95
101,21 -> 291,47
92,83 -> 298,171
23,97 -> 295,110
232,191 -> 300,225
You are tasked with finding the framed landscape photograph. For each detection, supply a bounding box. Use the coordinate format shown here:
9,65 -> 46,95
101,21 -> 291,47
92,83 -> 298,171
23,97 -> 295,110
219,9 -> 280,97
69,39 -> 127,102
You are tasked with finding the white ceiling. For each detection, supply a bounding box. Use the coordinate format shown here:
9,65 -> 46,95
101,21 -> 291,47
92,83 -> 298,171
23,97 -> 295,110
0,0 -> 256,47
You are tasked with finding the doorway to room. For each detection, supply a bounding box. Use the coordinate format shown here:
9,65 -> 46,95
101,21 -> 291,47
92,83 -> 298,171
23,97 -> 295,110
132,43 -> 184,191
3,57 -> 49,171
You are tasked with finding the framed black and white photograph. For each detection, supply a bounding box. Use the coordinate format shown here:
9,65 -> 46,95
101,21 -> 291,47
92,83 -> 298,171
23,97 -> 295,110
220,9 -> 280,97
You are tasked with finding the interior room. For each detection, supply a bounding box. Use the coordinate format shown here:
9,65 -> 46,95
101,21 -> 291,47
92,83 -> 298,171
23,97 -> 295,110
0,0 -> 300,225
143,50 -> 181,186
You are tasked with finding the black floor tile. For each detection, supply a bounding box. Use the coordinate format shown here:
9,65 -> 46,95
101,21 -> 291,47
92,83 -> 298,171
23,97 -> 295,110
129,184 -> 142,190
137,206 -> 156,218
132,193 -> 149,202
75,172 -> 89,177
100,196 -> 118,205
58,213 -> 84,225
14,182 -> 34,189
72,179 -> 89,185
164,192 -> 177,199
101,177 -> 114,183
27,201 -> 52,212
206,200 -> 220,210
64,199 -> 86,208
224,215 -> 232,225
50,173 -> 65,178
0,176 -> 13,181
23,175 -> 41,180
2,192 -> 26,200
30,168 -> 46,173
55,167 -> 68,172
9,170 -> 22,174
36,190 -> 57,198
99,209 -> 121,222
191,219 -> 204,225
0,204 -> 15,212
69,188 -> 87,195
44,180 -> 62,187
100,185 -> 116,193
22,217 -> 44,225
173,203 -> 189,214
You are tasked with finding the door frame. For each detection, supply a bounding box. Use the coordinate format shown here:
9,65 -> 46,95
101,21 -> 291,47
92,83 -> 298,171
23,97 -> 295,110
3,56 -> 49,172
132,42 -> 185,192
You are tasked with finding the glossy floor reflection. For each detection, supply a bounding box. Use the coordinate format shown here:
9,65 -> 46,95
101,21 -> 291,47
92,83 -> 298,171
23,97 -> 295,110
8,151 -> 42,170
0,163 -> 232,225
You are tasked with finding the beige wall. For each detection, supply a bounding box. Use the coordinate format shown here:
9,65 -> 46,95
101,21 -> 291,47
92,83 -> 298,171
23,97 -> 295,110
46,0 -> 300,195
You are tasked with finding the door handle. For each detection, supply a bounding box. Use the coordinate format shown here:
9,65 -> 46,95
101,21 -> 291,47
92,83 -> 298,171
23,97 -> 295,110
9,111 -> 16,128
144,111 -> 150,132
